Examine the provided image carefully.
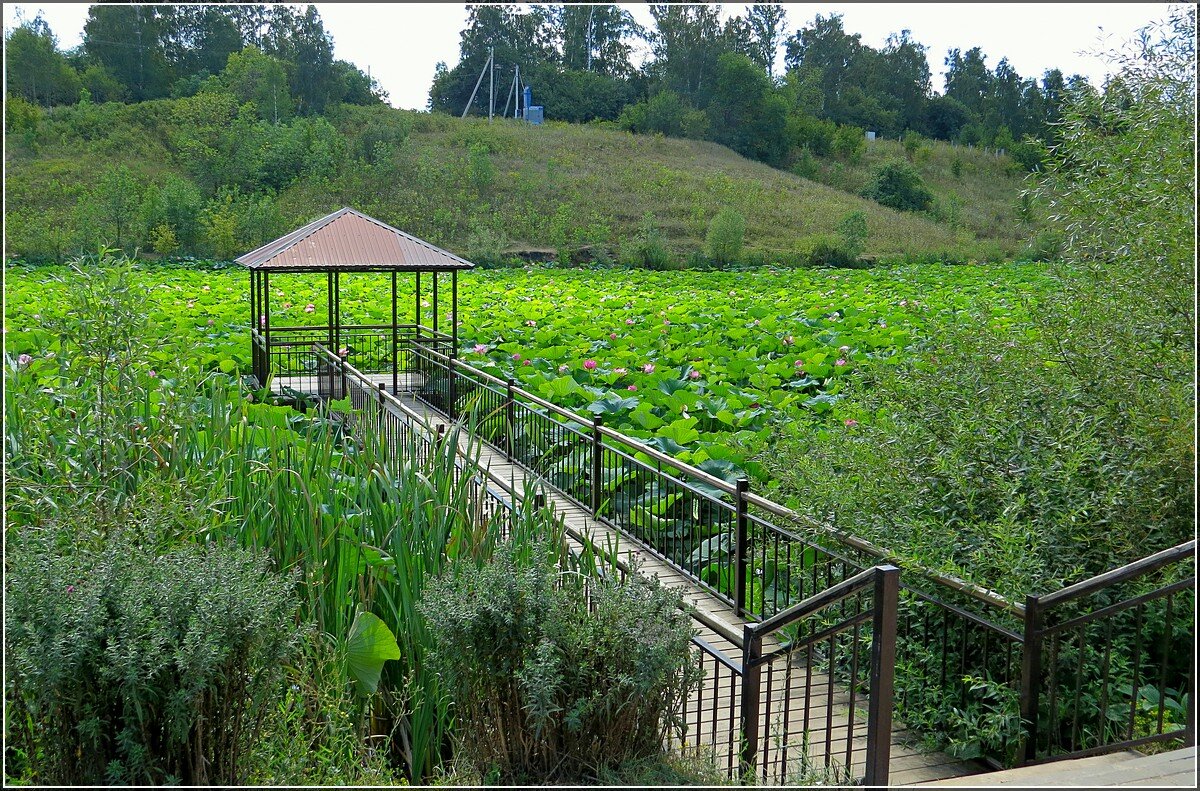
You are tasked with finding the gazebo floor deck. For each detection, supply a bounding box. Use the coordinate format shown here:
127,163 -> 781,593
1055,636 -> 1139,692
390,393 -> 986,786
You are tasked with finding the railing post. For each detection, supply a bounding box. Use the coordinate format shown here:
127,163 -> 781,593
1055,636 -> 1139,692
591,415 -> 603,517
734,477 -> 750,617
448,356 -> 458,419
739,624 -> 762,781
865,565 -> 899,787
505,378 -> 515,462
1018,594 -> 1044,765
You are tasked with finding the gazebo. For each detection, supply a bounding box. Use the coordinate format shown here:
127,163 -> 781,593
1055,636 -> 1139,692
236,207 -> 474,403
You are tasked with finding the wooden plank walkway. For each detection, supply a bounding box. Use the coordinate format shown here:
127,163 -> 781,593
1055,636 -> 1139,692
916,746 -> 1196,787
392,392 -> 984,786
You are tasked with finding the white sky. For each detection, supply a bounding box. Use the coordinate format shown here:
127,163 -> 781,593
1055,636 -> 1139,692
4,3 -> 1174,111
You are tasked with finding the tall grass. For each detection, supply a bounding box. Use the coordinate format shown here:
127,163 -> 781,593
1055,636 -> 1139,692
4,255 -> 587,782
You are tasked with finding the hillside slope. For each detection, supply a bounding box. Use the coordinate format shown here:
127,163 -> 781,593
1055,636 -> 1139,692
4,101 -> 1033,263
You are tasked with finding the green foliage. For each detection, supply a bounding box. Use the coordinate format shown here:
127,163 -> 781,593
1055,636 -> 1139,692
620,212 -> 673,269
861,159 -> 934,212
831,122 -> 866,162
705,207 -> 745,265
219,46 -> 294,123
836,210 -> 869,259
147,222 -> 179,255
5,516 -> 301,785
422,548 -> 700,783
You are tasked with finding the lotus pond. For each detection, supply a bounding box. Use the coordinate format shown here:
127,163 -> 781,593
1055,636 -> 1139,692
4,260 -> 1055,479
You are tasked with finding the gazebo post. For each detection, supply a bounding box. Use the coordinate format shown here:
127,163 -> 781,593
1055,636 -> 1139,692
391,270 -> 398,394
326,271 -> 334,351
432,271 -> 439,335
333,271 -> 341,359
263,271 -> 271,384
451,270 -> 459,357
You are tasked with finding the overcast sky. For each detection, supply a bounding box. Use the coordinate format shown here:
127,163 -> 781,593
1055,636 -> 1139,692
4,3 -> 1174,111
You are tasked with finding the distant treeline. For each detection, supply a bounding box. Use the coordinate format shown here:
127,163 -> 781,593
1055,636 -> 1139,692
429,5 -> 1097,170
9,4 -> 1094,174
4,5 -> 384,115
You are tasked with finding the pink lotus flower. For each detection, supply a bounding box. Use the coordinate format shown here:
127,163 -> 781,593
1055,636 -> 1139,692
32,313 -> 40,320
522,359 -> 531,365
187,301 -> 195,309
641,363 -> 655,374
839,345 -> 850,353
66,585 -> 75,594
609,332 -> 617,340
627,384 -> 637,391
473,343 -> 488,354
512,352 -> 522,360
421,300 -> 430,307
282,302 -> 292,309
202,285 -> 210,292
613,367 -> 627,375
689,370 -> 701,380
752,319 -> 760,326
782,335 -> 794,346
17,353 -> 32,366
583,359 -> 597,371
207,318 -> 214,325
558,364 -> 570,373
844,419 -> 859,427
835,358 -> 847,366
625,318 -> 635,326
148,370 -> 157,378
260,316 -> 266,327
526,320 -> 537,327
664,318 -> 671,325
338,347 -> 349,357
879,320 -> 887,328
899,299 -> 908,307
304,304 -> 315,313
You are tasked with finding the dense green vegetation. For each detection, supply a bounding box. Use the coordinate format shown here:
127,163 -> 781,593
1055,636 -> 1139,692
4,99 -> 1030,264
5,3 -> 1047,265
4,260 -> 704,785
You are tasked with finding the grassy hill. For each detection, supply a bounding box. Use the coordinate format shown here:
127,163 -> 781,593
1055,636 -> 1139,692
4,100 -> 1036,264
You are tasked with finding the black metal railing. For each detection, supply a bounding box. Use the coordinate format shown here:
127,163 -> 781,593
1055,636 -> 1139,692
307,343 -> 1196,772
254,325 -> 453,402
1021,541 -> 1196,763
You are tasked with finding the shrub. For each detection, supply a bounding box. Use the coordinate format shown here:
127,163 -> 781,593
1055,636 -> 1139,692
705,208 -> 745,265
464,222 -> 509,267
423,547 -> 700,783
5,520 -> 302,785
832,123 -> 866,162
860,160 -> 934,212
836,210 -> 869,259
147,223 -> 179,255
620,212 -> 673,270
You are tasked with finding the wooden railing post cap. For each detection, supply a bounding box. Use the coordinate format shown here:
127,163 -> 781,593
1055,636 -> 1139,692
736,477 -> 749,493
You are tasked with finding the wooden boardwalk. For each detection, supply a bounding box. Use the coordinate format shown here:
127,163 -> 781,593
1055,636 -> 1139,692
916,746 -> 1196,787
392,393 -> 984,786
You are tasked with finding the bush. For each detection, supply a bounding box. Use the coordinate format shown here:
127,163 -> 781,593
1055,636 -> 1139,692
861,160 -> 934,212
836,210 -> 869,259
832,123 -> 866,162
5,520 -> 302,785
423,546 -> 700,783
705,208 -> 745,265
464,222 -> 509,267
620,212 -> 673,270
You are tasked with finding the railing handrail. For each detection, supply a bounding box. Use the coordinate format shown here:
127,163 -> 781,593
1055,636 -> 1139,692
416,343 -> 1026,616
1036,539 -> 1196,609
268,323 -> 452,338
748,564 -> 895,637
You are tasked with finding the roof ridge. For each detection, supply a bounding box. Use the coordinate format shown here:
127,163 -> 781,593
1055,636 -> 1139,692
342,208 -> 474,268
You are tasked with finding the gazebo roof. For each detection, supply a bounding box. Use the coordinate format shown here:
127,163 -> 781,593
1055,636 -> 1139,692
235,207 -> 475,271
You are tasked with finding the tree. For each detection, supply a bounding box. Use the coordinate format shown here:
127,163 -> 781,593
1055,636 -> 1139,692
745,5 -> 787,79
5,13 -> 82,105
555,4 -> 641,77
82,5 -> 172,101
271,5 -> 335,115
707,53 -> 789,165
647,4 -> 731,107
157,5 -> 244,79
877,30 -> 931,132
943,46 -> 991,119
219,47 -> 293,123
783,14 -> 865,125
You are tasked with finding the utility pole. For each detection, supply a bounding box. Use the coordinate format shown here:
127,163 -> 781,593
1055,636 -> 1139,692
488,46 -> 494,122
461,48 -> 493,119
